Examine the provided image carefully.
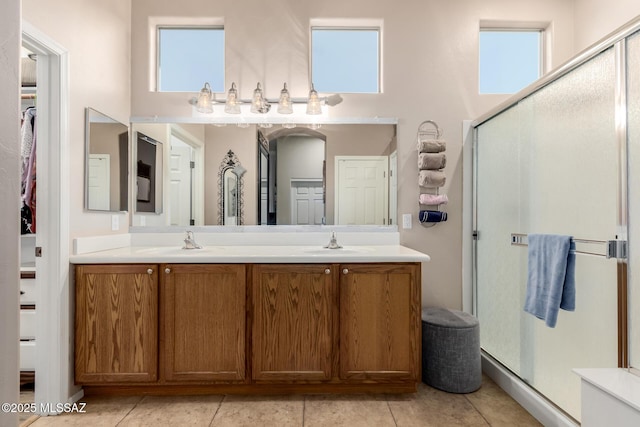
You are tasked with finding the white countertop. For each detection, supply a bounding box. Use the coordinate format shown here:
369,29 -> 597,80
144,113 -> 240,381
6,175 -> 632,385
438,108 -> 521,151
69,244 -> 430,264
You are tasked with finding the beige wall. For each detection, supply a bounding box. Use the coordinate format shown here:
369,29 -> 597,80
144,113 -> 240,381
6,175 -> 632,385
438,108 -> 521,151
23,0 -> 131,239
574,1 -> 640,52
130,0 -> 576,308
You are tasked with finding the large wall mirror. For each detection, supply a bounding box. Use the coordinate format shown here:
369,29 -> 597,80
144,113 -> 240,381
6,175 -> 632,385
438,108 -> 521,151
84,108 -> 129,212
129,122 -> 397,227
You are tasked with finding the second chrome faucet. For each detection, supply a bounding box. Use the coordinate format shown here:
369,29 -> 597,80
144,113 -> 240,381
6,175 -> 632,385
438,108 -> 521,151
182,230 -> 202,249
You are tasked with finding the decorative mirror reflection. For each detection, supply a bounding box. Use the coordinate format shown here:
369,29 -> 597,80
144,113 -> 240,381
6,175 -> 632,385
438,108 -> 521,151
218,150 -> 245,225
84,108 -> 129,212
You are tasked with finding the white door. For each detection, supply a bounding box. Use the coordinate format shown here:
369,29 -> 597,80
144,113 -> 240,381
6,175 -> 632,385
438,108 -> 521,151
290,180 -> 324,225
169,138 -> 192,226
87,154 -> 110,210
336,156 -> 388,225
389,151 -> 398,226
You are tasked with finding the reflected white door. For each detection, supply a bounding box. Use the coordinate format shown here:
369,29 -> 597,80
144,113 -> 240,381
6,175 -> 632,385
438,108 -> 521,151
290,180 -> 324,225
389,151 -> 397,226
336,156 -> 388,225
169,140 -> 192,226
88,154 -> 110,210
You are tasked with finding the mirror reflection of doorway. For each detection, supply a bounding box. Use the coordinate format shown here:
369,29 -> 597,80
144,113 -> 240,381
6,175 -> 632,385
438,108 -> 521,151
335,156 -> 389,225
290,179 -> 324,225
168,126 -> 204,227
257,128 -> 326,225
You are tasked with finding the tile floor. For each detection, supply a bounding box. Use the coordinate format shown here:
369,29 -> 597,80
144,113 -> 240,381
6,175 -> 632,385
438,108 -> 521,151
20,375 -> 541,427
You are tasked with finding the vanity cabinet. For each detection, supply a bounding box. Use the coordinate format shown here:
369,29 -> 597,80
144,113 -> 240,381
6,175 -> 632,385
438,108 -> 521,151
339,263 -> 421,381
251,264 -> 336,382
74,261 -> 421,392
162,264 -> 246,382
75,264 -> 158,383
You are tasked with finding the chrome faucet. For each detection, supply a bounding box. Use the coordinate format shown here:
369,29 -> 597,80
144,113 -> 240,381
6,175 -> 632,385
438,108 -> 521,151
182,230 -> 202,249
323,231 -> 343,249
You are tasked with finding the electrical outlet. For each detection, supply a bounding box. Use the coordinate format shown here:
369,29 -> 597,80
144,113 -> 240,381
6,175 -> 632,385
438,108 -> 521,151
140,215 -> 146,226
402,214 -> 412,229
111,215 -> 119,231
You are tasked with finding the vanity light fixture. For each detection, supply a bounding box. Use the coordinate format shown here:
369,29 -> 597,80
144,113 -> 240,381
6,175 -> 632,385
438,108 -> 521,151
195,82 -> 213,114
250,82 -> 270,113
306,83 -> 322,115
277,83 -> 293,114
224,82 -> 241,114
189,81 -> 343,116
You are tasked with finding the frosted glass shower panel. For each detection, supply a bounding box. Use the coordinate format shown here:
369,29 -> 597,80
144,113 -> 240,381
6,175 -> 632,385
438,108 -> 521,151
475,106 -> 528,374
475,47 -> 619,421
627,31 -> 640,371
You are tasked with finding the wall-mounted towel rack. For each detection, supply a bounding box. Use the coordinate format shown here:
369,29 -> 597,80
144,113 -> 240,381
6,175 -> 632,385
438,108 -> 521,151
510,233 -> 627,259
417,120 -> 447,228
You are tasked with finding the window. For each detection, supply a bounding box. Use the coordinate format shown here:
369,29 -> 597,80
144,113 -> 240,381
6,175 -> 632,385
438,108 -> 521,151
157,27 -> 224,92
311,28 -> 380,93
479,29 -> 542,94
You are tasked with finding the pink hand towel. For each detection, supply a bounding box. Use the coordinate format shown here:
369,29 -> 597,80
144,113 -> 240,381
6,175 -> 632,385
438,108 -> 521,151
419,194 -> 448,205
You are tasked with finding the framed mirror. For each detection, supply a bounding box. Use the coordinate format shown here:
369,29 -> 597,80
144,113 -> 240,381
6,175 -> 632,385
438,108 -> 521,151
84,108 -> 129,212
128,122 -> 397,227
218,150 -> 245,225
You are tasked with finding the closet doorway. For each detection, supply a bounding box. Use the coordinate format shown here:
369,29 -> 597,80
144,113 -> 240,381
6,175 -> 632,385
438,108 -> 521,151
21,22 -> 70,415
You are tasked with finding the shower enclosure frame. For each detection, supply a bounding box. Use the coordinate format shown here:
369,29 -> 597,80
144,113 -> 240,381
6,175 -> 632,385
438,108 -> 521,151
470,14 -> 640,421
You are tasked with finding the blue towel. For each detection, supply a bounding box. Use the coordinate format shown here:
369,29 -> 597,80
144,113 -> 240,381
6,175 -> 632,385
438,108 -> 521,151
419,210 -> 447,222
524,234 -> 576,328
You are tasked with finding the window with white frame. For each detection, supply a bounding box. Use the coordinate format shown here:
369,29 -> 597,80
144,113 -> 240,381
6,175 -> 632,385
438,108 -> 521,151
479,28 -> 543,94
311,27 -> 380,93
157,26 -> 224,92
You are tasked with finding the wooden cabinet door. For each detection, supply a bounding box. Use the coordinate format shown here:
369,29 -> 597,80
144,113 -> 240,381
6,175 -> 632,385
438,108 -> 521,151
162,264 -> 246,382
75,264 -> 158,383
252,264 -> 336,382
339,263 -> 420,381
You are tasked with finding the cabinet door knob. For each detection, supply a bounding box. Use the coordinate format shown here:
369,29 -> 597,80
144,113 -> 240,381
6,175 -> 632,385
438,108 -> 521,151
325,268 -> 331,275
147,268 -> 153,275
165,267 -> 171,274
342,268 -> 349,275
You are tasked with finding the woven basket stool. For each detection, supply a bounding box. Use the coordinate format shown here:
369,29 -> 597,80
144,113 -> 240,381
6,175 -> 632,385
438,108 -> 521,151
421,307 -> 481,393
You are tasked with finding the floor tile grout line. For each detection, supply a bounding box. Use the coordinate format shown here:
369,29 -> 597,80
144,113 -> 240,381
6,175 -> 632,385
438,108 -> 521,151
208,394 -> 226,427
463,394 -> 492,426
385,395 -> 399,427
114,396 -> 145,427
302,395 -> 306,427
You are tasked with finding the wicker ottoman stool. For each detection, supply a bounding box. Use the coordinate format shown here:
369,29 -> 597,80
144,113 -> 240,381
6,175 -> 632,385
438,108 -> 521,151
421,307 -> 481,393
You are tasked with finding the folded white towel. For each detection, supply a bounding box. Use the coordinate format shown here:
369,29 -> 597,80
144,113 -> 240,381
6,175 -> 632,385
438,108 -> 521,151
417,139 -> 446,153
418,153 -> 446,170
419,194 -> 448,205
419,170 -> 446,188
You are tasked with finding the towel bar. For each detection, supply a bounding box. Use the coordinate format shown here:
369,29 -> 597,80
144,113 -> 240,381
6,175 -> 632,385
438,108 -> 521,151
510,233 -> 627,259
417,119 -> 446,228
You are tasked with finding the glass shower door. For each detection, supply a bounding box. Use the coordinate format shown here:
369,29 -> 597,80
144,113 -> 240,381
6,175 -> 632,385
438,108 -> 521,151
627,31 -> 640,372
475,47 -> 620,421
